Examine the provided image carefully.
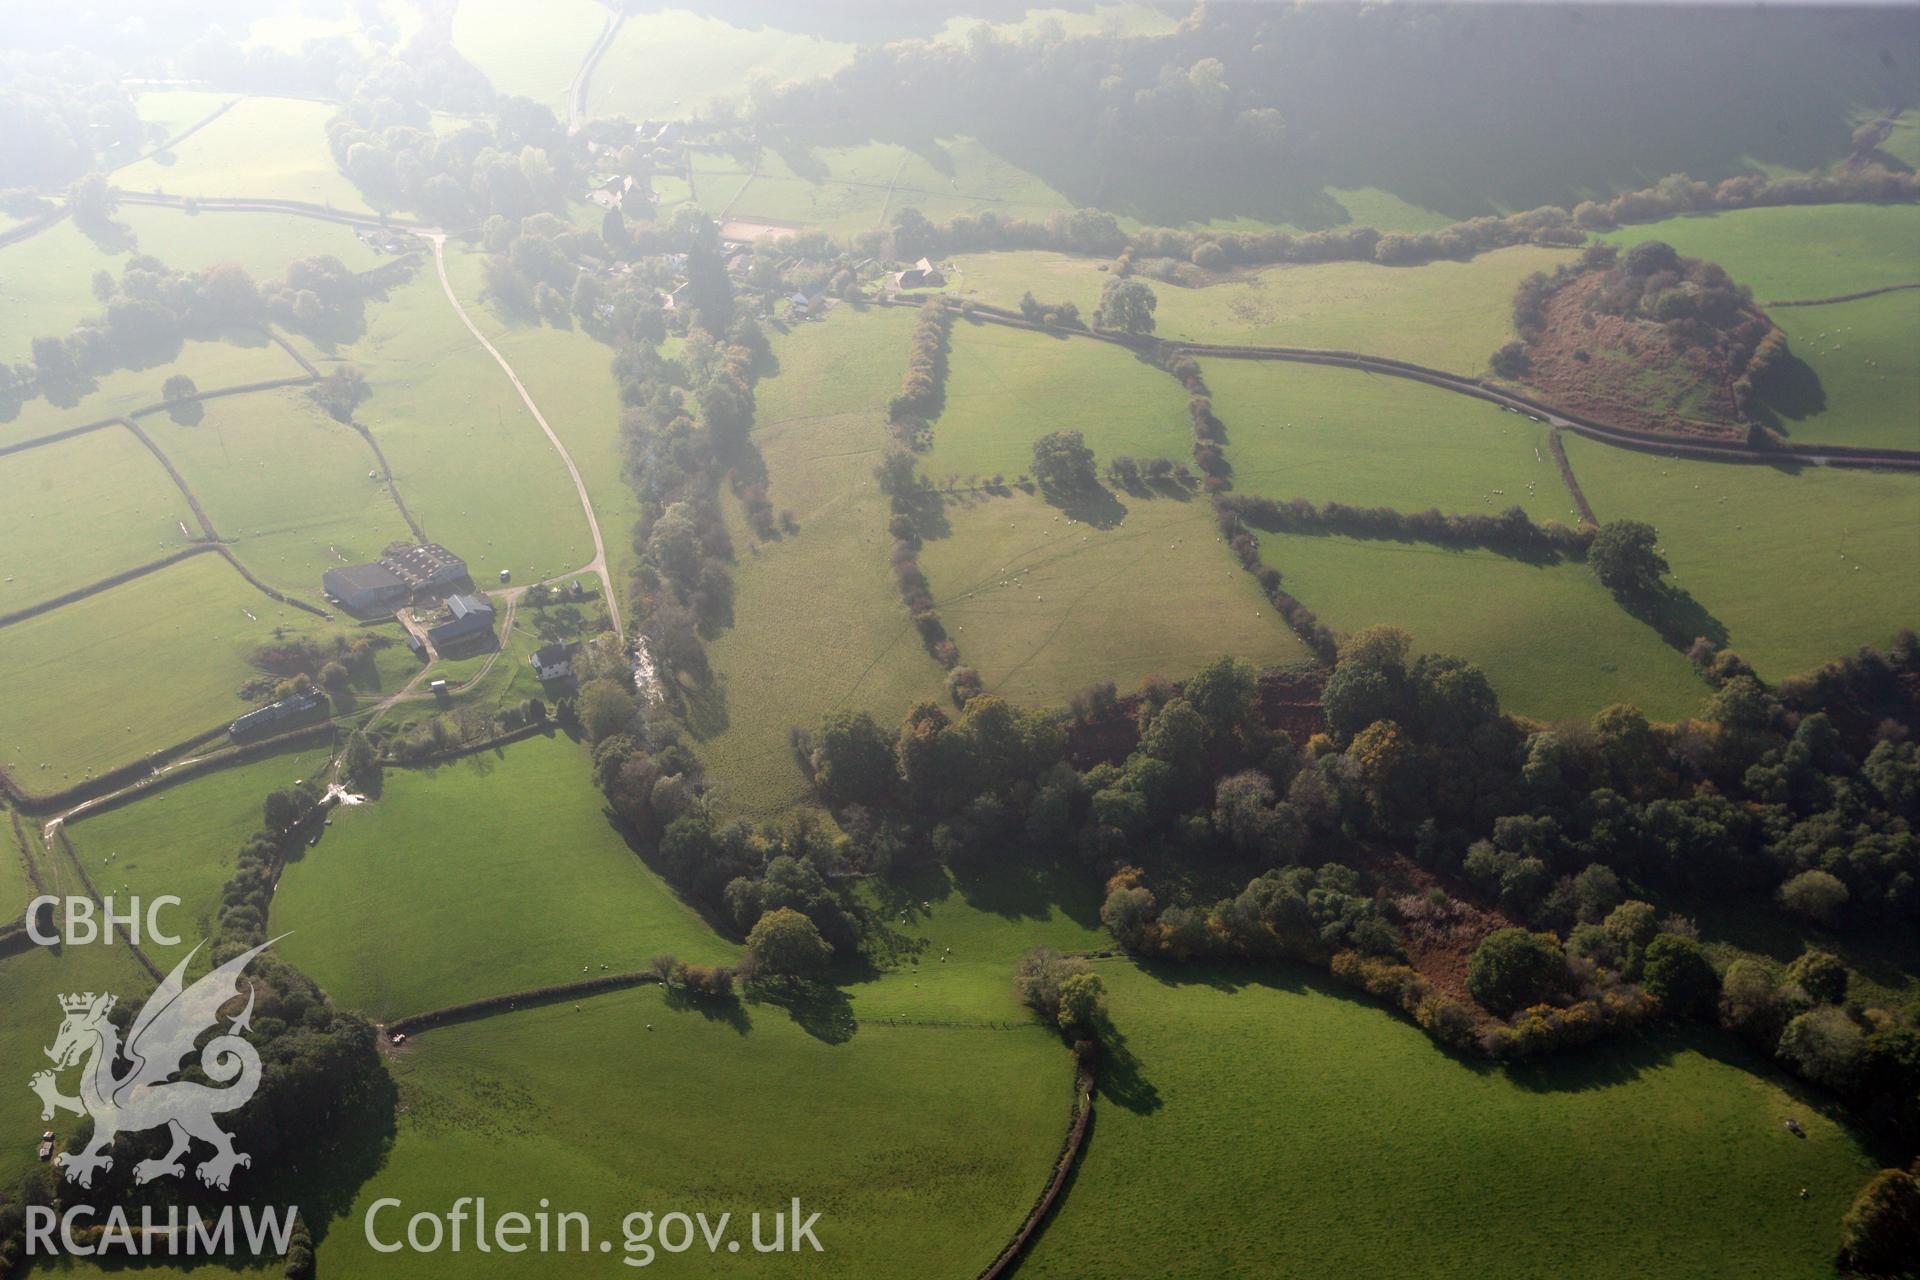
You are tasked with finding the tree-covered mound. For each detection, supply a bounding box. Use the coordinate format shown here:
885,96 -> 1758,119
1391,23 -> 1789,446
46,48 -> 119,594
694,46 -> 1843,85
1497,241 -> 1785,440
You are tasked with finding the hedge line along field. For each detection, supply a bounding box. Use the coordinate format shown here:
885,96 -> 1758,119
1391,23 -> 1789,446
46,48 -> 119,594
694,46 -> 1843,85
1200,360 -> 1572,522
0,945 -> 154,1191
588,10 -> 856,123
1597,203 -> 1920,302
318,985 -> 1073,1278
1561,437 -> 1920,681
153,387 -> 416,598
846,862 -> 1108,1024
63,738 -> 337,973
1255,532 -> 1708,723
271,732 -> 737,1022
0,554 -> 304,784
114,95 -> 375,214
696,307 -> 948,820
1765,290 -> 1920,451
1019,960 -> 1877,1280
919,494 -> 1312,708
131,88 -> 236,144
451,0 -> 605,113
921,320 -> 1192,483
328,263 -> 593,583
445,247 -> 641,590
0,426 -> 196,611
943,244 -> 1573,373
0,335 -> 307,443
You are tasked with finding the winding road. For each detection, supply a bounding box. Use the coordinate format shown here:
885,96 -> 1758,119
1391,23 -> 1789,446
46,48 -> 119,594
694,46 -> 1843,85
429,233 -> 624,646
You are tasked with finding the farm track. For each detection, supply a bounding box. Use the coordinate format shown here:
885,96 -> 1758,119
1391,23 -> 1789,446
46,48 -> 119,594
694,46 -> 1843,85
876,298 -> 1920,473
430,234 -> 624,644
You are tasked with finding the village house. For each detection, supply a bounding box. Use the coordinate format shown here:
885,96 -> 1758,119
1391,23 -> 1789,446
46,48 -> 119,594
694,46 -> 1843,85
325,543 -> 468,614
229,686 -> 325,742
412,592 -> 496,653
529,642 -> 576,682
893,257 -> 947,289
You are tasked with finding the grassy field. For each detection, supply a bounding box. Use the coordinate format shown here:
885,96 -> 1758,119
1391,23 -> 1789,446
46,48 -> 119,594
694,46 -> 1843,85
120,202 -> 386,277
932,2 -> 1176,42
0,810 -> 34,916
0,426 -> 196,611
1597,204 -> 1920,301
0,944 -> 154,1191
452,0 -> 604,112
316,984 -> 1072,1278
696,306 -> 949,819
1257,532 -> 1708,723
1765,290 -> 1920,450
0,554 -> 309,784
733,138 -> 1075,237
444,248 -> 639,590
1562,437 -> 1920,681
328,260 -> 593,583
589,10 -> 856,122
0,218 -> 120,361
271,732 -> 735,1021
151,386 -> 415,598
921,493 -> 1313,707
922,321 -> 1191,482
1020,959 -> 1878,1280
131,89 -> 237,146
945,244 -> 1573,372
63,738 -> 337,972
1201,360 -> 1573,521
0,335 -> 304,441
116,96 -> 374,213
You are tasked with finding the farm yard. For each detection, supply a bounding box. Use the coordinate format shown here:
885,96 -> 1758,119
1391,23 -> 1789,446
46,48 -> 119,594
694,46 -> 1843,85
1018,960 -> 1878,1280
1200,359 -> 1572,521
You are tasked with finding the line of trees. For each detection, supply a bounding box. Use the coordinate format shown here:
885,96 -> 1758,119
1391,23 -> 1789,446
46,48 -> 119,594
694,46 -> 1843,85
878,299 -> 963,670
1218,494 -> 1594,561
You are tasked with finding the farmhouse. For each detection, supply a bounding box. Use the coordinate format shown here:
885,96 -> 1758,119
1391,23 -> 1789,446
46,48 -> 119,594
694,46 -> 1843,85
530,642 -> 575,681
229,685 -> 325,742
324,543 -> 468,612
894,257 -> 947,289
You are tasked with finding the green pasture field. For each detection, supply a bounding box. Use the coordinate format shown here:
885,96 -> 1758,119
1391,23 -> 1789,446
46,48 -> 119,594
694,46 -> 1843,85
115,96 -> 374,214
1561,437 -> 1920,681
151,386 -> 414,599
944,244 -> 1573,372
120,202 -> 386,278
1877,114 -> 1920,169
696,306 -> 948,819
444,247 -> 639,590
847,862 -> 1107,1024
327,260 -> 593,583
920,493 -> 1313,707
1597,204 -> 1920,301
921,320 -> 1191,482
587,9 -> 856,123
0,426 -> 196,611
0,944 -> 153,1191
0,334 -> 304,439
0,218 -> 123,362
738,137 -> 1075,236
1765,290 -> 1920,450
271,732 -> 734,1021
129,89 -> 236,150
63,738 -> 337,972
1020,959 -> 1877,1280
1200,360 -> 1572,521
452,0 -> 604,112
688,149 -> 758,218
0,554 -> 308,784
0,810 -> 34,916
932,2 -> 1177,42
1255,532 -> 1708,723
318,985 -> 1073,1278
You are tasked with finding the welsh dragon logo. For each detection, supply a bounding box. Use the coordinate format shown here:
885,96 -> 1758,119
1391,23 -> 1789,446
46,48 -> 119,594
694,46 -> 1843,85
29,939 -> 278,1191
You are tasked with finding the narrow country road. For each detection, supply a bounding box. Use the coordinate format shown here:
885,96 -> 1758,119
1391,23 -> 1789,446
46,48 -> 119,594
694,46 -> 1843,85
430,234 -> 624,646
